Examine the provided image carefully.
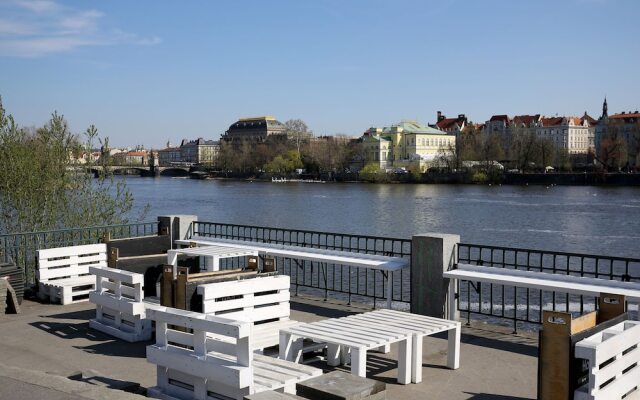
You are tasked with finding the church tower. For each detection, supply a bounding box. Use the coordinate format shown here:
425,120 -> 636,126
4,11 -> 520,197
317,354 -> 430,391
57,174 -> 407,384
602,97 -> 608,119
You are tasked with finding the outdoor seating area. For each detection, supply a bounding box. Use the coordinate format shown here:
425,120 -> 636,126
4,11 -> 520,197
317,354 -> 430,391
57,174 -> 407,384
2,217 -> 639,400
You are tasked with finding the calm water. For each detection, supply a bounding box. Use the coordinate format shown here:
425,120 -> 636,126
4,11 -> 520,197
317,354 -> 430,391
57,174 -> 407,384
122,177 -> 640,259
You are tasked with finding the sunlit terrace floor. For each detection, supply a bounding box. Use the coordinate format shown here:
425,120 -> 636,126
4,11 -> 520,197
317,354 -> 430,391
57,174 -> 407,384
0,297 -> 539,400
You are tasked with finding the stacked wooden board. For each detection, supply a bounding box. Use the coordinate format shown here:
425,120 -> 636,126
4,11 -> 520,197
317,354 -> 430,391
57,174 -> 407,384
0,262 -> 24,304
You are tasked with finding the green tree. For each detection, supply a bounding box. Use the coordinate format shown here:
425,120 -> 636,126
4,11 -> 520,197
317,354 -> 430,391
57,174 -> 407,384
0,98 -> 145,235
264,150 -> 303,174
359,163 -> 387,183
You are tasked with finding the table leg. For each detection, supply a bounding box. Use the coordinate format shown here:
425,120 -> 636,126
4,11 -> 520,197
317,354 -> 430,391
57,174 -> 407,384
327,343 -> 341,366
386,272 -> 393,309
447,324 -> 461,369
279,332 -> 302,362
397,338 -> 412,385
412,334 -> 423,383
340,346 -> 351,364
167,250 -> 178,279
351,348 -> 367,377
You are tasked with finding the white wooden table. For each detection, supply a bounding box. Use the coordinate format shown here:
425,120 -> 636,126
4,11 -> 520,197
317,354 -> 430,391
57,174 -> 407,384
279,310 -> 460,384
166,245 -> 258,279
177,236 -> 409,308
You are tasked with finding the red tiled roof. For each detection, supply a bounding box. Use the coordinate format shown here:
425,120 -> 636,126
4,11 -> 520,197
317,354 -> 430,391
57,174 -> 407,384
489,115 -> 510,123
512,114 -> 540,125
540,117 -> 564,126
436,118 -> 463,130
581,113 -> 597,125
610,112 -> 640,119
127,151 -> 147,156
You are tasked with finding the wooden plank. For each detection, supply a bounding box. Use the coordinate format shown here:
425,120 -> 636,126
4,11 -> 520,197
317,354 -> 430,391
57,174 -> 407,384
161,266 -> 173,307
202,291 -> 289,313
445,264 -> 640,300
147,308 -> 250,338
37,244 -> 106,259
198,275 -> 290,300
89,266 -> 144,284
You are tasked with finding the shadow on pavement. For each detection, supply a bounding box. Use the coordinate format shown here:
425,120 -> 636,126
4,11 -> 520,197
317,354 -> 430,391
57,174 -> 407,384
464,393 -> 534,400
290,300 -> 360,318
39,309 -> 96,321
29,320 -> 149,359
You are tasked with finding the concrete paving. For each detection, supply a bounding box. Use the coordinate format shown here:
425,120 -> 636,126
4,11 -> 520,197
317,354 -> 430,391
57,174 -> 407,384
0,297 -> 539,400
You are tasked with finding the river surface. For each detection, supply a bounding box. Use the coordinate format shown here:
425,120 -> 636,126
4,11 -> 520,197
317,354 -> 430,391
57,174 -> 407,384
122,177 -> 640,259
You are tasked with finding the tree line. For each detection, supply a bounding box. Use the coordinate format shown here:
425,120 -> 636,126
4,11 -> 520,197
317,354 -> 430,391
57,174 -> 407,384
0,97 -> 146,235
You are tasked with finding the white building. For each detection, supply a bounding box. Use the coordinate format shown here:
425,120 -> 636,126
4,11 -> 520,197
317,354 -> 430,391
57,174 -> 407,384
536,116 -> 594,155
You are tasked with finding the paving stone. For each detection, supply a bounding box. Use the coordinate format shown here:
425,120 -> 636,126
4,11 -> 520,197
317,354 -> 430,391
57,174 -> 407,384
244,391 -> 304,400
296,371 -> 386,400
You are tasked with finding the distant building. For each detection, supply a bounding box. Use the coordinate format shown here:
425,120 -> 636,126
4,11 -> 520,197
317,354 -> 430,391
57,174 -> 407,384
112,150 -> 148,166
595,98 -> 640,168
536,116 -> 594,155
179,138 -> 220,165
222,116 -> 286,143
157,142 -> 181,166
360,120 -> 454,171
434,112 -> 467,134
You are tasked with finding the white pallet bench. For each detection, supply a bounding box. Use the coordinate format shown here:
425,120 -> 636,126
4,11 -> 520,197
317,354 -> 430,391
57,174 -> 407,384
443,263 -> 640,321
36,244 -> 107,305
198,275 -> 299,351
89,266 -> 162,342
146,307 -> 321,400
177,236 -> 409,308
574,320 -> 640,400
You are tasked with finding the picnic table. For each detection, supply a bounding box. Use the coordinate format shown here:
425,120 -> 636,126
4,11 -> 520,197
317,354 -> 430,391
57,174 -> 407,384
175,236 -> 409,308
279,309 -> 460,384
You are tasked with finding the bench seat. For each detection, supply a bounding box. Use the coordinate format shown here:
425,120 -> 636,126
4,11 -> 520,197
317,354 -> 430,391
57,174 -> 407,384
36,244 -> 106,305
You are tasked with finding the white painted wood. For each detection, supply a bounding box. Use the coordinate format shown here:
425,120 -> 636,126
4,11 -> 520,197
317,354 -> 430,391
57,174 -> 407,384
147,306 -> 320,400
574,320 -> 640,400
89,267 -> 151,342
281,309 -> 460,385
177,236 -> 409,308
351,348 -> 367,377
444,263 -> 640,302
198,275 -> 298,351
36,244 -> 106,305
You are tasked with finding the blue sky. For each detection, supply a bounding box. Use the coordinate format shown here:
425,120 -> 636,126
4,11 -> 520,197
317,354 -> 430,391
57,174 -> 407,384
0,0 -> 638,148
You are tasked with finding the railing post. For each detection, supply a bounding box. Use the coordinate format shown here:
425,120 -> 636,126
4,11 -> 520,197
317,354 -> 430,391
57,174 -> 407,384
158,215 -> 197,249
411,233 -> 460,320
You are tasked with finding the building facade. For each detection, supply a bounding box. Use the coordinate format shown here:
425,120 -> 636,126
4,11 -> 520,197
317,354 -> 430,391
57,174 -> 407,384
595,98 -> 640,169
222,116 -> 287,143
536,116 -> 594,155
179,138 -> 220,165
361,120 -> 455,171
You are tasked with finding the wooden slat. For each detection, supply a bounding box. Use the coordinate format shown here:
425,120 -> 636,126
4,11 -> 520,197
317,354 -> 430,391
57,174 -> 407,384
202,291 -> 289,313
198,275 -> 290,300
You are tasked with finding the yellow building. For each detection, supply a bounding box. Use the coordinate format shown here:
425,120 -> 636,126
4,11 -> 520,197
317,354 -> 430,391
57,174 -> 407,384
361,120 -> 455,171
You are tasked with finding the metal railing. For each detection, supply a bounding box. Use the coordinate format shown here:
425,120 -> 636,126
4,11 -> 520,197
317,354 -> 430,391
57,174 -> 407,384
192,221 -> 412,307
0,222 -> 157,285
457,243 -> 640,332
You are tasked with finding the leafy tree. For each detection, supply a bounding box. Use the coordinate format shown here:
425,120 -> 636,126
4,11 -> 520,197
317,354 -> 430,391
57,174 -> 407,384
597,120 -> 628,171
359,163 -> 387,183
264,150 -> 303,174
0,97 -> 145,235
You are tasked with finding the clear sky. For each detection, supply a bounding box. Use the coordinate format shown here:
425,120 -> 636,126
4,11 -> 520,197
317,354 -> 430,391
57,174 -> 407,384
0,0 -> 639,148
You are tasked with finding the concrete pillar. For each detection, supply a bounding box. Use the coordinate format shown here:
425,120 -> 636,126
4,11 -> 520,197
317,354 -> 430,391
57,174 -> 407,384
411,233 -> 460,320
158,215 -> 197,249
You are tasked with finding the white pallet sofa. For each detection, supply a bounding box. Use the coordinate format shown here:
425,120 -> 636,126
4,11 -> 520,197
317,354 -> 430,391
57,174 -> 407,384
443,263 -> 640,320
89,266 -> 162,342
197,275 -> 300,351
146,307 -> 322,400
574,320 -> 640,400
36,243 -> 107,305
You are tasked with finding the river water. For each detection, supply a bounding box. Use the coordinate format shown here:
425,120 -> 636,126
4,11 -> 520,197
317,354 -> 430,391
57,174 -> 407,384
123,177 -> 640,260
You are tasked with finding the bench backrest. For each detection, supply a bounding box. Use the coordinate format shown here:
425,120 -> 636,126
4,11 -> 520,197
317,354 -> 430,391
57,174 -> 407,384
147,307 -> 252,391
90,266 -> 144,302
37,244 -> 107,283
197,275 -> 290,323
574,320 -> 640,399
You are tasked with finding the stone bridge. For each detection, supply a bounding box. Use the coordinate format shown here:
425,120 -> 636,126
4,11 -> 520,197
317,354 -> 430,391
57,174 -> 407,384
87,165 -> 192,177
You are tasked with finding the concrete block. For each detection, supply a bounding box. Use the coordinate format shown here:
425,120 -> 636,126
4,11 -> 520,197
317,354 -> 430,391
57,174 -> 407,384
296,371 -> 386,400
411,233 -> 460,319
158,215 -> 197,249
